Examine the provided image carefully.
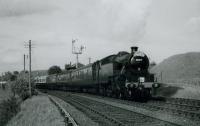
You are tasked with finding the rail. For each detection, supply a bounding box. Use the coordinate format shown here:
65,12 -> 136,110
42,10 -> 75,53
48,95 -> 78,126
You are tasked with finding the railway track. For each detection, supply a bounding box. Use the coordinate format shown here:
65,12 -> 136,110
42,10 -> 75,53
49,91 -> 123,126
165,97 -> 200,107
78,94 -> 200,121
145,99 -> 200,120
141,97 -> 200,120
47,91 -> 182,126
69,92 -> 200,121
107,98 -> 200,121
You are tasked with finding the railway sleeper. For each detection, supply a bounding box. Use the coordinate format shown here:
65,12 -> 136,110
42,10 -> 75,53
70,98 -> 125,126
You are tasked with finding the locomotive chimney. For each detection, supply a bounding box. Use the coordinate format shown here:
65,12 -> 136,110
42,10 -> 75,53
131,46 -> 138,54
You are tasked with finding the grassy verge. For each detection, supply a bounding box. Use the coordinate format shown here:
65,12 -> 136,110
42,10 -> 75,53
0,78 -> 37,126
0,86 -> 18,126
0,97 -> 20,126
6,95 -> 64,126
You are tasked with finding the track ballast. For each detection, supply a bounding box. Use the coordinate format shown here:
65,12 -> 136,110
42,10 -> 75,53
46,90 -> 196,126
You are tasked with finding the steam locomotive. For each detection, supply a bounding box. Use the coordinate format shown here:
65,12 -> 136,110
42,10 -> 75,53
35,47 -> 159,101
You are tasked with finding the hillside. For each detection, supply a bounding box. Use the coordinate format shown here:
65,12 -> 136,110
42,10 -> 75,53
151,52 -> 200,85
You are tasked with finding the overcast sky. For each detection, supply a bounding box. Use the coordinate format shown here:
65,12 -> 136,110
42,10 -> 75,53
0,0 -> 200,73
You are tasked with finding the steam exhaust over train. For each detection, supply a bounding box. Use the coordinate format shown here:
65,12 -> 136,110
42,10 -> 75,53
35,47 -> 159,102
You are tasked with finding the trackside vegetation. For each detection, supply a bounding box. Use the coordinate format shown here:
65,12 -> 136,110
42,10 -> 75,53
0,77 -> 37,126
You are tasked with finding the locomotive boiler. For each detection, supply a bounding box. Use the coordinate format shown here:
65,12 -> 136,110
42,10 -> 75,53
35,46 -> 159,101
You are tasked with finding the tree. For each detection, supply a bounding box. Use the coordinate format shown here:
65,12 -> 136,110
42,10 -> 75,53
48,65 -> 62,75
13,71 -> 19,75
10,71 -> 19,81
2,71 -> 13,81
10,75 -> 17,81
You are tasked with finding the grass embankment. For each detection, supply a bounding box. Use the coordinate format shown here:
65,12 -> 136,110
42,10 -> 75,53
0,84 -> 21,126
6,95 -> 64,126
0,87 -> 13,122
1,79 -> 64,126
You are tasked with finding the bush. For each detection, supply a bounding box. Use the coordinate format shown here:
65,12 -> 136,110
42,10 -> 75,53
0,97 -> 20,126
0,78 -> 38,126
11,78 -> 34,100
48,65 -> 62,75
11,78 -> 38,100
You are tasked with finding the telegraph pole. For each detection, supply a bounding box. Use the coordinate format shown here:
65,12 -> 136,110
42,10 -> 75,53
28,40 -> 32,96
25,40 -> 33,96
